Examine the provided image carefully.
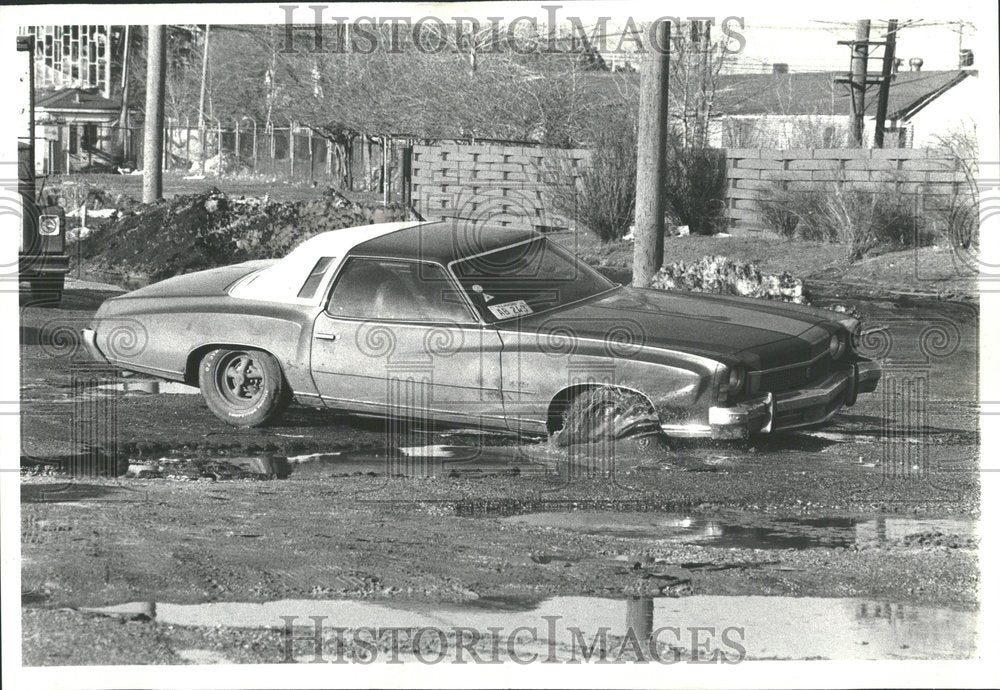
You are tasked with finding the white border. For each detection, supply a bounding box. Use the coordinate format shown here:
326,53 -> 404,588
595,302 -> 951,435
2,2 -> 997,688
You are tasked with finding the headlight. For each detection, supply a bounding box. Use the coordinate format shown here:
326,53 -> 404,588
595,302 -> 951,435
828,333 -> 846,360
727,366 -> 745,394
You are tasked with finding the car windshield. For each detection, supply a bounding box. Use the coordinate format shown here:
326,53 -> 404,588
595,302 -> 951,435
451,238 -> 616,322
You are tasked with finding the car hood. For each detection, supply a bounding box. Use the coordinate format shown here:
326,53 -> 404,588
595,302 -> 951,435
506,287 -> 842,368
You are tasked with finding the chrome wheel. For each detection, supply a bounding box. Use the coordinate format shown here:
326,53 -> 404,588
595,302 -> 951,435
215,351 -> 265,408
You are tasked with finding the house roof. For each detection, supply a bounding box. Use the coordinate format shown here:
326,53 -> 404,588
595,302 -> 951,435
35,87 -> 119,112
582,69 -> 972,121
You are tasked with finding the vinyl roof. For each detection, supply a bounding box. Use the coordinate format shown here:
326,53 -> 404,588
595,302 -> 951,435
228,220 -> 542,306
350,221 -> 540,266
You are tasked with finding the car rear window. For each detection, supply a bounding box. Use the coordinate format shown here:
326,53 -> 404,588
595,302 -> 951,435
297,257 -> 335,298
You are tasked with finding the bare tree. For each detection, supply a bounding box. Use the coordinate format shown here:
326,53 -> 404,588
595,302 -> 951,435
669,20 -> 742,148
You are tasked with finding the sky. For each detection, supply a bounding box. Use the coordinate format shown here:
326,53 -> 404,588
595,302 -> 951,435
575,18 -> 979,73
731,19 -> 978,73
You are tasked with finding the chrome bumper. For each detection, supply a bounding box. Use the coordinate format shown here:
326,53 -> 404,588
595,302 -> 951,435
81,328 -> 109,364
661,360 -> 881,439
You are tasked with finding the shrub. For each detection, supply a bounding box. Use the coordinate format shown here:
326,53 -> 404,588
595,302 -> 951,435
544,124 -> 728,241
650,255 -> 807,304
755,191 -> 801,240
754,180 -> 934,261
930,128 -> 980,251
820,184 -> 927,261
662,144 -> 728,235
544,117 -> 637,242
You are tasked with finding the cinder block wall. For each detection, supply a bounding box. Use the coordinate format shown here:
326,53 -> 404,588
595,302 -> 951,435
412,143 -> 966,235
724,148 -> 968,230
411,142 -> 590,233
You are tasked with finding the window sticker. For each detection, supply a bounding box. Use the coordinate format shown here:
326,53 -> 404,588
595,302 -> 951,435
471,283 -> 495,302
488,299 -> 534,319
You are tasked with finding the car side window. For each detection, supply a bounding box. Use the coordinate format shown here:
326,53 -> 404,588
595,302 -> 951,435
327,258 -> 477,323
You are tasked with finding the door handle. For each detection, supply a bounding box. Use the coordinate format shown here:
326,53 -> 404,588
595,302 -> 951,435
316,333 -> 339,341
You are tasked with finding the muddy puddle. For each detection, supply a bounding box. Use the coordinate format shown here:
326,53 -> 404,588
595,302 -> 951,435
97,381 -> 199,395
282,444 -> 557,478
500,512 -> 976,550
81,595 -> 976,661
132,444 -> 564,480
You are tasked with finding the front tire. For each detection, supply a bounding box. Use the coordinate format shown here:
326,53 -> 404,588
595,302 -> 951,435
552,386 -> 658,446
198,348 -> 291,427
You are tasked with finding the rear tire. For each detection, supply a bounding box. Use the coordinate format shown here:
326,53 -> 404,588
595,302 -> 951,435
198,347 -> 291,427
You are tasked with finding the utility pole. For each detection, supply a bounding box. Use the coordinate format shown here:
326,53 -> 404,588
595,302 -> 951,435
849,20 -> 871,146
198,25 -> 210,176
142,25 -> 166,203
118,26 -> 130,162
632,19 -> 670,288
873,19 -> 898,148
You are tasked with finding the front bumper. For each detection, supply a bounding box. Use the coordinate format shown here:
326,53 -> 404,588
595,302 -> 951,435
19,253 -> 70,280
661,360 -> 881,439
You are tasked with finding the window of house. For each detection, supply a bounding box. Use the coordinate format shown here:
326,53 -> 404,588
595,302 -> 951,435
68,125 -> 78,154
82,124 -> 98,151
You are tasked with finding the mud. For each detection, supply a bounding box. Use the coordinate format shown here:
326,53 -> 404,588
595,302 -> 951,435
71,188 -> 412,285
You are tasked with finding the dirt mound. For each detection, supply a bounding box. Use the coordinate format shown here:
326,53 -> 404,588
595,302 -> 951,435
73,188 -> 411,284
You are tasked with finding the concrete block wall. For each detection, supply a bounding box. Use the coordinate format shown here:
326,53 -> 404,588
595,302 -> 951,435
412,143 -> 967,236
411,142 -> 590,233
724,148 -> 968,230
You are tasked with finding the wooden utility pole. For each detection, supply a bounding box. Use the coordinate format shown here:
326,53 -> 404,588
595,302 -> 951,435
873,19 -> 898,148
198,25 -> 210,176
625,597 -> 654,644
632,20 -> 671,288
118,26 -> 130,162
142,25 -> 166,203
849,20 -> 871,146
382,137 -> 392,205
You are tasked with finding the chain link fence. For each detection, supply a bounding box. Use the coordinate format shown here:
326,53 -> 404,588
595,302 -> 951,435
34,118 -> 396,191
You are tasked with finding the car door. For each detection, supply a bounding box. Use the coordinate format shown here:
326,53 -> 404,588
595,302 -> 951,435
310,256 -> 507,429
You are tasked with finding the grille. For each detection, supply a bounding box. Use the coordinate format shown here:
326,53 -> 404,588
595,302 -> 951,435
757,354 -> 832,393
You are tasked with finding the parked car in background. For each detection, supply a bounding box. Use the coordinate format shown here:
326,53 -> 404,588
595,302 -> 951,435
82,220 -> 881,441
18,35 -> 68,305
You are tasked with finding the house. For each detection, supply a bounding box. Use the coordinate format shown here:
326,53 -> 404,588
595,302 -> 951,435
580,68 -> 975,148
35,87 -> 123,174
707,68 -> 976,148
19,25 -> 125,173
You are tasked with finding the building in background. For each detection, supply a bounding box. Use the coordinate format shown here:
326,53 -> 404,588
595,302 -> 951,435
707,68 -> 976,148
18,25 -> 124,173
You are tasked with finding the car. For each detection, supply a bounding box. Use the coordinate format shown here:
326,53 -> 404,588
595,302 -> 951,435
81,220 -> 881,441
